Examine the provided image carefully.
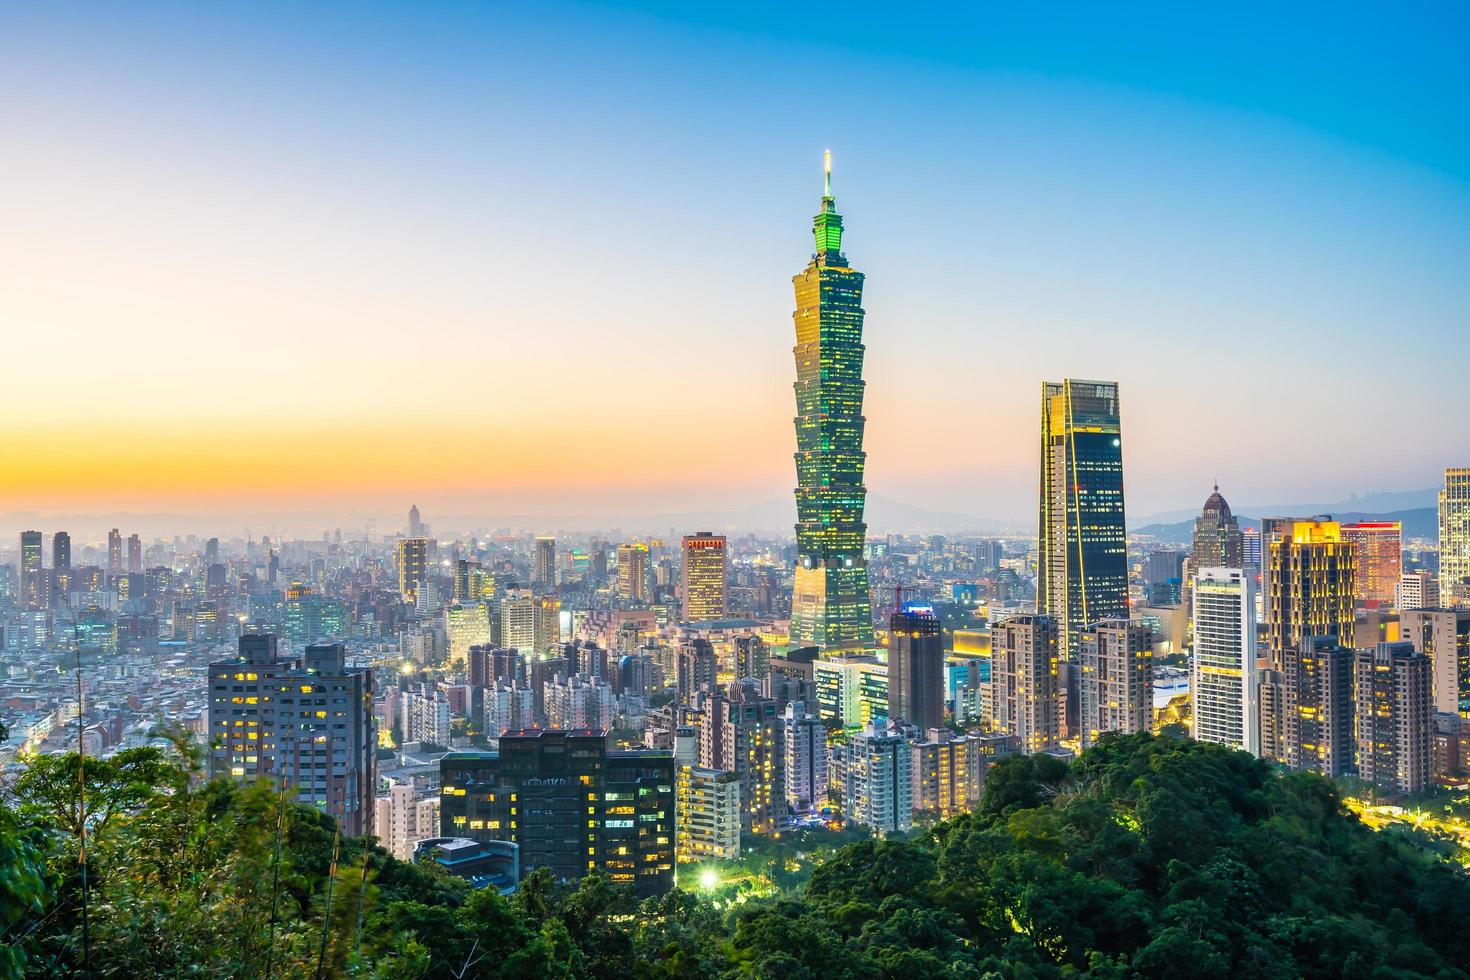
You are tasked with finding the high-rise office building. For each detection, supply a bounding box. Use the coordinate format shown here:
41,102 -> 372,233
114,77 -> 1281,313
991,615 -> 1060,754
617,543 -> 650,603
790,154 -> 875,651
1441,469 -> 1470,601
533,536 -> 556,589
439,731 -> 675,897
107,528 -> 123,574
783,703 -> 828,813
886,605 -> 945,732
534,595 -> 560,656
499,592 -> 536,656
1191,485 -> 1244,571
408,504 -> 423,537
1038,380 -> 1128,657
51,531 -> 71,572
1077,619 -> 1154,748
700,683 -> 787,836
397,537 -> 429,604
1354,641 -> 1432,794
446,603 -> 493,661
675,766 -> 741,864
208,636 -> 376,835
680,532 -> 728,622
840,722 -> 913,835
19,531 -> 43,609
1400,609 -> 1470,717
1191,568 -> 1260,755
1341,521 -> 1402,606
127,533 -> 143,573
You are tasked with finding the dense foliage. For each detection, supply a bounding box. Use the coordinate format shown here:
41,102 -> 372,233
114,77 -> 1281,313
3,732 -> 1467,978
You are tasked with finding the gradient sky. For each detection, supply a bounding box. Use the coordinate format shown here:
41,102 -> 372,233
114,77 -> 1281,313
3,1 -> 1468,529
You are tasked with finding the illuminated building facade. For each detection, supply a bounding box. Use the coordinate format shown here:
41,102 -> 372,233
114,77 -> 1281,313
783,703 -> 828,813
439,732 -> 676,897
1192,568 -> 1260,755
1037,379 -> 1129,657
840,722 -> 913,835
910,728 -> 988,821
19,531 -> 42,609
680,532 -> 728,622
208,635 -> 376,835
397,536 -> 429,604
790,154 -> 874,650
1077,618 -> 1154,748
1355,641 -> 1432,794
699,683 -> 787,836
617,543 -> 650,603
1441,468 -> 1470,600
813,654 -> 888,728
675,765 -> 741,864
1191,485 -> 1243,570
1397,570 -> 1439,611
1341,521 -> 1402,606
1264,520 -> 1357,769
991,615 -> 1060,755
107,528 -> 122,574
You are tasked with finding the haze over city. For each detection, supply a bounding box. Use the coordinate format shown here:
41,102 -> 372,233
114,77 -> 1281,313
4,2 -> 1468,530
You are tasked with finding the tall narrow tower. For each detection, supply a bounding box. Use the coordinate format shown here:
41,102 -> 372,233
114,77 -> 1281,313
1037,380 -> 1129,658
790,152 -> 874,650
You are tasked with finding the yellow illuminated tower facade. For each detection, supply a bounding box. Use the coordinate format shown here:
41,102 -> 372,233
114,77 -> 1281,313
397,537 -> 429,604
790,152 -> 874,650
680,532 -> 728,622
1441,468 -> 1470,600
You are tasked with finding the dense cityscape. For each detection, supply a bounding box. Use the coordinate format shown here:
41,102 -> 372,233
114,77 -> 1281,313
4,5 -> 1470,978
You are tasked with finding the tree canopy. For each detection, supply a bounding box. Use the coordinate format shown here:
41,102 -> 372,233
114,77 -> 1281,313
2,732 -> 1467,978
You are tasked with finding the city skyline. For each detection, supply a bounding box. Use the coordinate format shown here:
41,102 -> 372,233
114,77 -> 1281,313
4,4 -> 1468,524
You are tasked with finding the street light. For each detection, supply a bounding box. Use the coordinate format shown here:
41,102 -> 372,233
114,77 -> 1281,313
699,867 -> 719,891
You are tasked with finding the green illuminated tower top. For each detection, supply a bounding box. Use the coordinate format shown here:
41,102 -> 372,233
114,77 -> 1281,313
790,152 -> 874,650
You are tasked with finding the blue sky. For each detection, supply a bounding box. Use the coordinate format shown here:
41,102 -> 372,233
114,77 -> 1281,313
2,1 -> 1466,524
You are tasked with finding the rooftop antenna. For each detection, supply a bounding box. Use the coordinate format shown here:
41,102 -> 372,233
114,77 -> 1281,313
824,149 -> 832,198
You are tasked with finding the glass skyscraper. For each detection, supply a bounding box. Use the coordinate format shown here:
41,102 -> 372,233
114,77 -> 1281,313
790,154 -> 874,650
1037,379 -> 1129,658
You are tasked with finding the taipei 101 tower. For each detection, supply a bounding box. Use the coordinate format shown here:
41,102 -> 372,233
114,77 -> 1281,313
789,152 -> 875,650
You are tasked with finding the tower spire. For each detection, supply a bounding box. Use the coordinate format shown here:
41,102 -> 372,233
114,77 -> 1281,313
824,149 -> 831,198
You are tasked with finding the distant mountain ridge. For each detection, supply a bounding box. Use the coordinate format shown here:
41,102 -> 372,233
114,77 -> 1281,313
1134,506 -> 1438,545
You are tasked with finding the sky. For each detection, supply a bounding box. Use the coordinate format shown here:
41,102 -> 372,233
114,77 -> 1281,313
3,1 -> 1468,533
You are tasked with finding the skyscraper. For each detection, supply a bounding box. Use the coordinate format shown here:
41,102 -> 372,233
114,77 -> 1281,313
1191,485 -> 1244,570
680,532 -> 727,622
408,504 -> 423,537
1341,521 -> 1402,606
127,533 -> 143,573
1077,619 -> 1154,748
533,536 -> 556,589
1264,520 -> 1357,769
107,528 -> 123,574
1354,641 -> 1432,794
1440,468 -> 1470,599
783,703 -> 827,814
991,615 -> 1060,755
1191,568 -> 1260,755
51,531 -> 71,572
19,531 -> 43,609
790,153 -> 874,651
397,537 -> 429,604
617,543 -> 650,603
1037,379 -> 1128,657
886,605 -> 945,732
